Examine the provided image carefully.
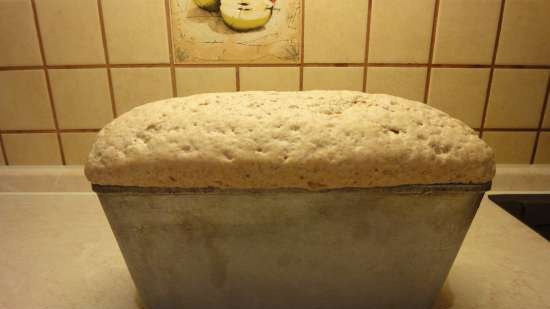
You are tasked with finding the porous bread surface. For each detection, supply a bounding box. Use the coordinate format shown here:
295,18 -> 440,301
85,91 -> 495,189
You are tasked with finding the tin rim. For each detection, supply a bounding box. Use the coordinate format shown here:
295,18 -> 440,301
92,182 -> 492,194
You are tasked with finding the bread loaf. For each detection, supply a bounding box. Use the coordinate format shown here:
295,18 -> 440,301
85,91 -> 495,189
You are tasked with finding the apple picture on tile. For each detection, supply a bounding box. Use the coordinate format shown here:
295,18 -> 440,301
193,0 -> 275,31
193,0 -> 221,11
171,0 -> 300,63
221,0 -> 275,31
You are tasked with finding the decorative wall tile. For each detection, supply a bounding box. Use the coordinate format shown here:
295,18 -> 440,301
170,0 -> 301,64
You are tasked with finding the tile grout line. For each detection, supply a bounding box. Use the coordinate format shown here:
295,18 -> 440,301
303,63 -> 365,67
0,129 -> 101,134
362,0 -> 373,92
164,0 -> 178,97
479,0 -> 506,138
367,63 -> 427,67
482,128 -> 541,132
30,0 -> 66,165
299,0 -> 305,90
0,65 -> 43,71
3,63 -> 550,71
423,0 -> 440,103
235,65 -> 240,91
485,64 -> 550,69
430,64 -> 489,68
0,134 -> 8,165
529,73 -> 550,163
175,63 -> 300,67
96,0 -> 118,119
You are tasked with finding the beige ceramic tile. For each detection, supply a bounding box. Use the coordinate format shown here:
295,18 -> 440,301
543,96 -> 550,129
240,67 -> 300,91
61,132 -> 97,165
0,140 -> 5,165
433,0 -> 501,64
49,69 -> 113,129
366,67 -> 426,102
428,68 -> 490,128
35,0 -> 105,65
0,70 -> 54,130
485,69 -> 549,128
483,131 -> 536,163
303,67 -> 363,91
111,68 -> 173,115
534,132 -> 550,163
304,0 -> 368,63
176,67 -> 236,96
369,0 -> 435,63
3,133 -> 62,165
101,0 -> 169,64
496,0 -> 550,65
0,0 -> 42,66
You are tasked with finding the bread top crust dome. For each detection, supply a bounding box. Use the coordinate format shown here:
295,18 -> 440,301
85,91 -> 495,189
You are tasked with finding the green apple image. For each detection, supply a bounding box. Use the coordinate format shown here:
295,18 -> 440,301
192,0 -> 221,12
220,0 -> 273,31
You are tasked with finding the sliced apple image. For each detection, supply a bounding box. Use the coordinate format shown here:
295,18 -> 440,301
193,0 -> 221,12
220,0 -> 273,32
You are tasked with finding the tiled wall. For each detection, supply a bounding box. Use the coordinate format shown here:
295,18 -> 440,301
1,0 -> 550,165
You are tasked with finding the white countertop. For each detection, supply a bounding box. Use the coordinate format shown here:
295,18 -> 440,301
0,166 -> 549,309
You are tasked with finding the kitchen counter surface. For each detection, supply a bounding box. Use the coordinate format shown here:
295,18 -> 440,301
0,166 -> 549,309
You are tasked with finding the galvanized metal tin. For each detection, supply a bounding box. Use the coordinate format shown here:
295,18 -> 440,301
93,183 -> 490,309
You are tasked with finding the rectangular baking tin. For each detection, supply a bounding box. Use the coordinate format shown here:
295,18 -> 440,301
93,183 -> 490,309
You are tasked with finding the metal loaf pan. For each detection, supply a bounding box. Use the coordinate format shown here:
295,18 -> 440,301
93,182 -> 491,309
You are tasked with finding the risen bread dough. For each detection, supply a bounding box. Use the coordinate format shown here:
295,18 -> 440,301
85,91 -> 495,189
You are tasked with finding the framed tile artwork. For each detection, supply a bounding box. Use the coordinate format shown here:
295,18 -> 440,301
170,0 -> 301,64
